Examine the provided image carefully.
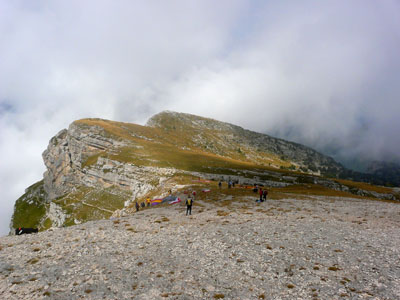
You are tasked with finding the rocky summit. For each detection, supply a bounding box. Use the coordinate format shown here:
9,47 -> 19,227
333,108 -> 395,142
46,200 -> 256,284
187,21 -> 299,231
10,111 -> 399,232
1,190 -> 399,299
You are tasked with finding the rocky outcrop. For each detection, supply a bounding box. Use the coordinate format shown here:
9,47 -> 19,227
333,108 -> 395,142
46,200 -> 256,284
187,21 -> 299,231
42,123 -> 124,200
42,122 -> 177,203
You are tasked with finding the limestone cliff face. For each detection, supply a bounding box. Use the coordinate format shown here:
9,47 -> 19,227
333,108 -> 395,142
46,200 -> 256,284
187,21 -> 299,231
12,121 -> 177,232
43,123 -> 124,200
42,122 -> 176,201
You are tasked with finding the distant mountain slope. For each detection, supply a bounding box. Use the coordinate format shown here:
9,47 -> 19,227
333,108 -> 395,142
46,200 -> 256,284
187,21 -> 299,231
10,111 -> 398,233
147,111 -> 344,176
366,161 -> 400,186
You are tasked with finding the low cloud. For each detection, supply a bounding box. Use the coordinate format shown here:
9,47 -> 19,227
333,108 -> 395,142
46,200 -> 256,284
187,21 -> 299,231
1,0 -> 399,235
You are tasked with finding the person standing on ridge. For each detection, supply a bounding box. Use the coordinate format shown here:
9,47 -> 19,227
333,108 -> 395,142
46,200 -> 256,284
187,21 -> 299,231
135,201 -> 140,212
218,181 -> 222,189
253,184 -> 258,193
146,197 -> 151,207
186,195 -> 193,216
259,187 -> 263,202
263,189 -> 268,201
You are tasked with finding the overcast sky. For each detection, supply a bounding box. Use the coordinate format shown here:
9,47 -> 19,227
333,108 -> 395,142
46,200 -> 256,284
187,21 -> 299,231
1,0 -> 399,236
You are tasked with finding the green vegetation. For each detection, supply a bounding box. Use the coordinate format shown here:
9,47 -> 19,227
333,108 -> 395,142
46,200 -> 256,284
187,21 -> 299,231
53,185 -> 131,226
12,180 -> 47,230
82,152 -> 105,168
76,116 -> 295,173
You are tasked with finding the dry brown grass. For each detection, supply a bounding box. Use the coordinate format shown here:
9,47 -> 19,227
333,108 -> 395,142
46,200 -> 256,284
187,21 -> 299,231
216,210 -> 229,216
328,265 -> 341,271
27,257 -> 39,264
287,284 -> 295,289
75,117 -> 306,176
273,184 -> 366,198
334,179 -> 393,194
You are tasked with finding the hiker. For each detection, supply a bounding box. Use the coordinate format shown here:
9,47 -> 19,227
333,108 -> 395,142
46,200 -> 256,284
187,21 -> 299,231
141,201 -> 145,208
135,201 -> 140,212
228,181 -> 232,189
253,185 -> 258,193
263,189 -> 268,201
192,190 -> 196,200
259,188 -> 263,202
218,181 -> 222,189
186,196 -> 193,215
146,197 -> 151,207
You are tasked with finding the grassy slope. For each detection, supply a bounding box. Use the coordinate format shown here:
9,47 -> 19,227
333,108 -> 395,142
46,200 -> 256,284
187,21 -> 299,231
53,186 -> 131,227
333,179 -> 393,194
76,118 -> 297,175
75,118 -> 396,198
12,180 -> 47,229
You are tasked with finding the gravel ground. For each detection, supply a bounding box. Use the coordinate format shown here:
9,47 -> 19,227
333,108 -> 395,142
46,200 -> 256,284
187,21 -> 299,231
1,196 -> 399,299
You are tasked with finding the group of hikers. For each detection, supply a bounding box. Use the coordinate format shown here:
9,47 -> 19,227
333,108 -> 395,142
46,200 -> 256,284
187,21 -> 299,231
135,196 -> 152,212
218,180 -> 237,189
256,186 -> 269,202
135,179 -> 269,216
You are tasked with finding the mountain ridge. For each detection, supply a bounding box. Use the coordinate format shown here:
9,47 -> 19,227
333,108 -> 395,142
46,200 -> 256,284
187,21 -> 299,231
147,111 -> 344,175
10,111 -> 399,233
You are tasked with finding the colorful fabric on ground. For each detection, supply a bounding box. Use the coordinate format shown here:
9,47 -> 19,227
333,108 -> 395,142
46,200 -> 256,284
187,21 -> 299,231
162,195 -> 176,203
151,199 -> 162,206
202,189 -> 211,193
168,197 -> 181,204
